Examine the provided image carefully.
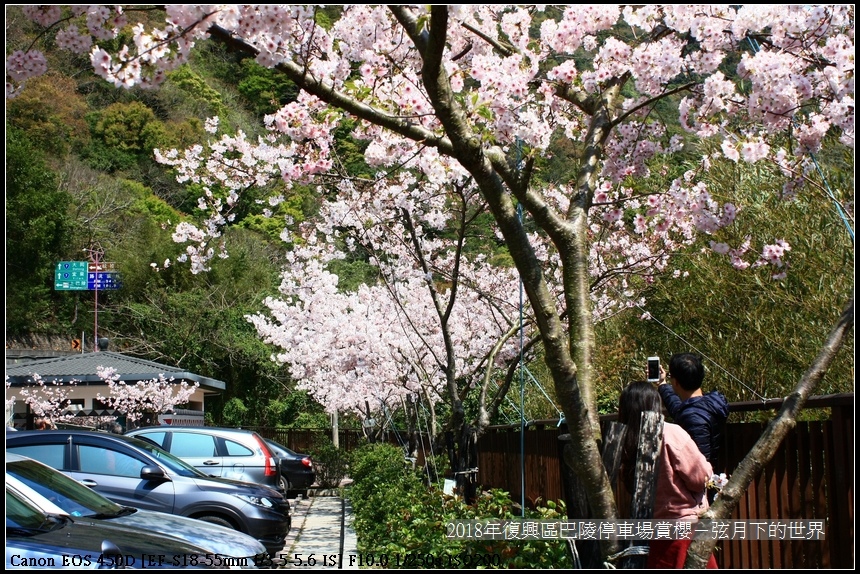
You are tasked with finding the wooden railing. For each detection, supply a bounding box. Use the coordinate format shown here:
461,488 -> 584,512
474,393 -> 854,569
247,393 -> 853,568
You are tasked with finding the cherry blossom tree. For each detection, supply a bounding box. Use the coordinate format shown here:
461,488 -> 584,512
6,368 -> 199,430
5,374 -> 78,426
7,5 -> 854,565
96,366 -> 199,427
243,170 -> 530,491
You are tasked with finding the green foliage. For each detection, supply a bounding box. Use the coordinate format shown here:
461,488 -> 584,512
236,60 -> 299,116
5,72 -> 90,158
348,443 -> 572,568
237,183 -> 317,242
310,436 -> 351,489
5,126 -> 74,334
331,118 -> 372,178
93,101 -> 164,152
326,258 -> 380,293
166,66 -> 228,118
221,397 -> 249,427
80,101 -> 177,173
264,391 -> 329,429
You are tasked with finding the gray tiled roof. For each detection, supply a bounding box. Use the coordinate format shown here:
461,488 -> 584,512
5,351 -> 225,392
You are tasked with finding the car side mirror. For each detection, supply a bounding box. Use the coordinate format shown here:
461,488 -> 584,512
140,465 -> 169,481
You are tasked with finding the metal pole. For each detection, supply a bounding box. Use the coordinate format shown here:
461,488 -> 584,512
86,243 -> 104,352
518,203 -> 526,517
332,410 -> 339,448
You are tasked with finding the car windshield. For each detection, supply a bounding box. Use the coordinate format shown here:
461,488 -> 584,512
8,458 -> 129,519
122,436 -> 208,478
6,489 -> 69,534
267,440 -> 294,456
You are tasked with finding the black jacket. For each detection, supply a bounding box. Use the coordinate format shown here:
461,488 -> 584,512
658,385 -> 730,468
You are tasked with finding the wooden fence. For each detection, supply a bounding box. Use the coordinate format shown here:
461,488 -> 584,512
247,393 -> 853,569
475,393 -> 854,569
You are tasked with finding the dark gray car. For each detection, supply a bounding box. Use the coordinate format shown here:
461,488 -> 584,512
6,430 -> 290,556
6,484 -> 224,569
265,439 -> 316,498
6,453 -> 268,566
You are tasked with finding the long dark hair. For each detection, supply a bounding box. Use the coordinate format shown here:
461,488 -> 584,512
619,381 -> 662,489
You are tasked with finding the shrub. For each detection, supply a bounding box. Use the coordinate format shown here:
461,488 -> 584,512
347,442 -> 572,568
310,436 -> 350,489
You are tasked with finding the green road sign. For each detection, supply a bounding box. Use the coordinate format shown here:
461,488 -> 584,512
55,261 -> 89,291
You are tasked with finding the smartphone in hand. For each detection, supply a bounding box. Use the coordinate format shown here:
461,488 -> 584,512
647,356 -> 661,383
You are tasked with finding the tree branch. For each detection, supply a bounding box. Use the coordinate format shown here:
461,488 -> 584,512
205,23 -> 456,156
685,295 -> 854,567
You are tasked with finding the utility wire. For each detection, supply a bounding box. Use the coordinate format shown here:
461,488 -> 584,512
517,364 -> 564,420
639,305 -> 769,402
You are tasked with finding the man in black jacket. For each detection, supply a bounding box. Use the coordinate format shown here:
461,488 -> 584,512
656,353 -> 729,469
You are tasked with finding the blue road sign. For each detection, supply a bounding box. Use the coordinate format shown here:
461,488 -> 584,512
88,271 -> 122,290
55,262 -> 122,290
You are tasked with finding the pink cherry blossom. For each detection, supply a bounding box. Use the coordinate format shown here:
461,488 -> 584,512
8,5 -> 852,524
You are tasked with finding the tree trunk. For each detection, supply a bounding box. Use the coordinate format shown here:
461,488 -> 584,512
445,422 -> 479,503
557,421 -> 627,567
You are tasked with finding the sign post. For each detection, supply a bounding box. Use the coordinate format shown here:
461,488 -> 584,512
54,246 -> 122,352
85,244 -> 105,351
54,261 -> 89,290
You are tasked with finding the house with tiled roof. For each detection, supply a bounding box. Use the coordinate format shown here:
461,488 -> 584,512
5,350 -> 225,430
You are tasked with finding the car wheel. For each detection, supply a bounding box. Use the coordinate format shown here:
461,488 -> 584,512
279,476 -> 291,496
197,515 -> 236,530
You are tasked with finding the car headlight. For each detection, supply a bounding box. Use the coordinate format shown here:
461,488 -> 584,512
233,494 -> 275,508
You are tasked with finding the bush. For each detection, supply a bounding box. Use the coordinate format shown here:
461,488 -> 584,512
347,443 -> 572,568
310,436 -> 350,489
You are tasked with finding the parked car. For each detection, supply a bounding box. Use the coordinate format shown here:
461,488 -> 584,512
6,452 -> 268,567
264,439 -> 316,498
6,482 -> 225,570
126,426 -> 280,492
6,430 -> 290,556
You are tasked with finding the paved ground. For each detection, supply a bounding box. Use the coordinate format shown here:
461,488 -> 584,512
273,491 -> 360,570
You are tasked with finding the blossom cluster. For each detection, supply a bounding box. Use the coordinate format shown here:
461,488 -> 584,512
6,374 -> 78,423
96,367 -> 199,423
707,472 -> 730,491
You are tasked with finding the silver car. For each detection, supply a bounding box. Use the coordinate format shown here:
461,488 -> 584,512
6,430 -> 290,556
126,426 -> 281,492
6,453 -> 267,568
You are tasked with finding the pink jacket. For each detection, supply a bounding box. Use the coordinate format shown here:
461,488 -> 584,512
653,422 -> 713,520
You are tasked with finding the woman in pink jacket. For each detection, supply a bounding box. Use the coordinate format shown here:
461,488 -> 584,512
619,381 -> 718,568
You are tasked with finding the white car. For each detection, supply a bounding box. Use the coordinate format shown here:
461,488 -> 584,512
6,453 -> 268,568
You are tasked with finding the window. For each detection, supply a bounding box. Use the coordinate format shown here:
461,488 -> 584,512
92,398 -> 111,411
134,431 -> 167,448
7,444 -> 67,470
169,432 -> 217,457
78,445 -> 144,478
223,439 -> 253,456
